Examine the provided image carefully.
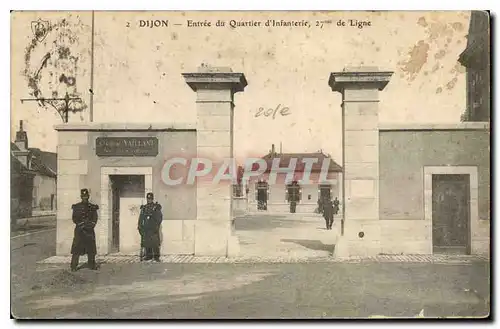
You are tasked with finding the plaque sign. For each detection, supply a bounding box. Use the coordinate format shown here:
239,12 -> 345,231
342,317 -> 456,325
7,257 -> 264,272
96,137 -> 159,157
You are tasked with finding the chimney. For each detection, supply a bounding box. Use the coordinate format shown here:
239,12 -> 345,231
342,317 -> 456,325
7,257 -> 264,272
280,142 -> 282,154
271,144 -> 275,155
15,120 -> 29,151
13,120 -> 31,168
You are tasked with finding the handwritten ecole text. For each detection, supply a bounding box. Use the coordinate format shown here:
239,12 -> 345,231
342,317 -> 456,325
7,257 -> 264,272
136,18 -> 372,29
255,104 -> 291,120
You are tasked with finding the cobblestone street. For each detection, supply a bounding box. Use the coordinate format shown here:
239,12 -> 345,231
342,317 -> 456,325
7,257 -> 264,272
13,261 -> 490,319
13,213 -> 491,319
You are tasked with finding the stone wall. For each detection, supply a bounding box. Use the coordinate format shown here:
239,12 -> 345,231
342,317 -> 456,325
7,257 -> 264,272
55,124 -> 197,256
378,124 -> 490,255
33,175 -> 56,210
379,127 -> 490,221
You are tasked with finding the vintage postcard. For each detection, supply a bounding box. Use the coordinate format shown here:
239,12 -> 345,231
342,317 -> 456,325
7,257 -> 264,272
10,10 -> 490,319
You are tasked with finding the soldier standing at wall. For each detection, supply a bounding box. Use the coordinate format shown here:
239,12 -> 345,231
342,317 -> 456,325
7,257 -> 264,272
70,188 -> 99,271
138,192 -> 163,262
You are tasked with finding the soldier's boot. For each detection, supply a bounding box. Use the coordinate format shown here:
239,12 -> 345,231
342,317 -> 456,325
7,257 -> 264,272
144,248 -> 153,261
88,254 -> 98,270
70,254 -> 79,272
140,247 -> 145,261
153,247 -> 161,262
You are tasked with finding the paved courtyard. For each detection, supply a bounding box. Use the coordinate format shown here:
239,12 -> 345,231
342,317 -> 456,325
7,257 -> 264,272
235,213 -> 339,258
13,261 -> 490,319
12,213 -> 491,319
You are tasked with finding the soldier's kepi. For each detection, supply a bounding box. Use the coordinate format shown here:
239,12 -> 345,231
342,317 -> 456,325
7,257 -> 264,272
138,192 -> 163,262
70,188 -> 99,271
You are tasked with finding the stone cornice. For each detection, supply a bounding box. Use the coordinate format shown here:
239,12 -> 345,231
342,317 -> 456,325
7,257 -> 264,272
329,70 -> 394,92
54,122 -> 196,131
379,122 -> 490,131
182,72 -> 248,93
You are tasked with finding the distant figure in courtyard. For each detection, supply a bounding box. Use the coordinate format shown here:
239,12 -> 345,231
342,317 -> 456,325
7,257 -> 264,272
317,198 -> 324,214
333,197 -> 340,217
323,198 -> 336,230
290,200 -> 297,213
138,192 -> 163,262
70,188 -> 99,271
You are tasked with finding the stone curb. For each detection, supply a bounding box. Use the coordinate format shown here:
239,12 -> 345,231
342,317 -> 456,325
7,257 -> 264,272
38,254 -> 490,265
14,215 -> 56,227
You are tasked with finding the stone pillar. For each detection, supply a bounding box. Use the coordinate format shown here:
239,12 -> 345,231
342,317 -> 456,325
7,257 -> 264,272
328,67 -> 393,257
53,128 -> 89,255
183,66 -> 247,256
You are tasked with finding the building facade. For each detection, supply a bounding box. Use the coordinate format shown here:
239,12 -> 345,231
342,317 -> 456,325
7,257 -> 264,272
459,11 -> 490,122
11,121 -> 57,223
246,144 -> 343,213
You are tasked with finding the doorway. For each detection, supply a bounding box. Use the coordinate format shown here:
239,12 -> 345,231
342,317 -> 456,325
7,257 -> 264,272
109,175 -> 145,253
256,180 -> 268,210
432,174 -> 471,254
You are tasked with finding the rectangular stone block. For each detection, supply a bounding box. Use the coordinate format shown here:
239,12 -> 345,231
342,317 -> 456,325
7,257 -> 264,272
56,218 -> 74,255
162,240 -> 195,255
162,220 -> 183,241
198,115 -> 231,131
95,218 -> 110,255
344,115 -> 378,131
334,238 -> 381,257
183,220 -> 195,241
56,188 -> 80,215
194,220 -> 231,256
380,220 -> 431,241
344,162 -> 378,180
197,196 -> 231,209
471,219 -> 490,238
344,88 -> 380,102
58,160 -> 88,175
345,145 -> 378,163
197,146 -> 232,160
345,198 -> 378,220
57,207 -> 72,221
197,130 -> 231,147
471,239 -> 490,255
197,184 -> 231,200
101,167 -> 152,176
349,180 -> 376,198
58,174 -> 85,190
227,234 -> 240,257
196,101 -> 232,116
58,131 -> 88,145
196,89 -> 233,102
380,240 -> 431,255
197,203 -> 231,221
343,101 -> 380,115
343,219 -> 381,240
57,145 -> 81,160
344,130 -> 378,146
471,188 -> 479,200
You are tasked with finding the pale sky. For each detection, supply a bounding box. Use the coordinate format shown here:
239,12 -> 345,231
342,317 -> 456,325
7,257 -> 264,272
11,11 -> 470,163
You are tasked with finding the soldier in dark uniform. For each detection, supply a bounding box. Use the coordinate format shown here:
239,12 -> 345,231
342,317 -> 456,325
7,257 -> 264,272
138,192 -> 163,262
323,198 -> 334,230
317,198 -> 324,215
70,188 -> 99,271
290,200 -> 297,213
333,197 -> 340,220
